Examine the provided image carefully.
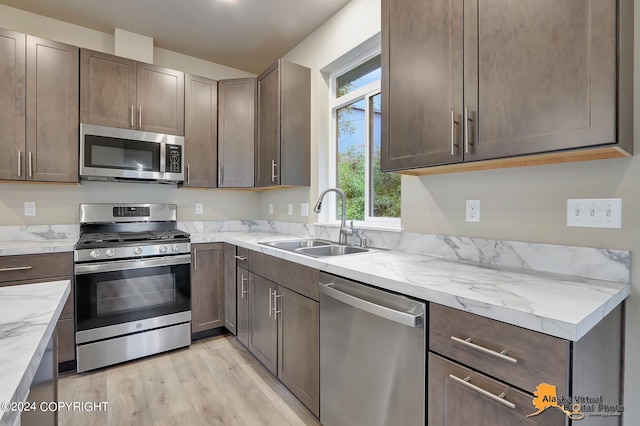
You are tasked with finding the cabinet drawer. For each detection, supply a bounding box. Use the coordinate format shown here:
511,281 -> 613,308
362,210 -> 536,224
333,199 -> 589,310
235,247 -> 249,268
429,304 -> 569,395
249,251 -> 319,301
0,253 -> 73,283
428,353 -> 566,426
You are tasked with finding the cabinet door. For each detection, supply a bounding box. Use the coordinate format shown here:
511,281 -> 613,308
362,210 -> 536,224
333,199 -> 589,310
280,61 -> 310,186
277,286 -> 319,417
26,36 -> 79,183
0,29 -> 25,181
255,63 -> 280,187
184,74 -> 218,187
381,0 -> 464,171
218,78 -> 255,188
236,267 -> 249,347
248,272 -> 277,375
191,243 -> 225,333
136,63 -> 185,135
57,317 -> 75,363
465,0 -> 617,160
223,244 -> 237,334
79,49 -> 137,129
429,353 -> 565,426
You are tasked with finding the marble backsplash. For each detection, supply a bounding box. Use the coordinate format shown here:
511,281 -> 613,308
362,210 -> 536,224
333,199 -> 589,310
0,221 -> 629,284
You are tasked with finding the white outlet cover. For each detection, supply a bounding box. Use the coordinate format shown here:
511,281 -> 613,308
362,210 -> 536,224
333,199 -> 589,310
195,203 -> 203,215
567,198 -> 622,229
300,203 -> 309,217
24,201 -> 36,217
466,200 -> 480,222
288,203 -> 293,215
268,203 -> 274,215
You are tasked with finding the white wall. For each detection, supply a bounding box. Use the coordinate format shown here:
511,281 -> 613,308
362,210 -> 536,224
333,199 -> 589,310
277,0 -> 640,420
0,4 -> 258,225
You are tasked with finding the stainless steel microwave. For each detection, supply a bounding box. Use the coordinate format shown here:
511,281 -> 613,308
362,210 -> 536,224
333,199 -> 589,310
79,123 -> 185,184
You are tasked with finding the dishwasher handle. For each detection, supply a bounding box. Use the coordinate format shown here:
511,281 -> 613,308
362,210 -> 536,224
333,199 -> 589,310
319,282 -> 423,328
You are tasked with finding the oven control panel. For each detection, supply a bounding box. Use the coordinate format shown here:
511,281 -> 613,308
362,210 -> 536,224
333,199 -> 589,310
113,206 -> 151,218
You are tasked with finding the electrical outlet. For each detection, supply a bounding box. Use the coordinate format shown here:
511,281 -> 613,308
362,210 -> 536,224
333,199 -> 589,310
466,200 -> 480,222
195,203 -> 203,215
300,203 -> 309,217
567,198 -> 622,229
24,202 -> 36,217
288,203 -> 293,215
268,203 -> 274,215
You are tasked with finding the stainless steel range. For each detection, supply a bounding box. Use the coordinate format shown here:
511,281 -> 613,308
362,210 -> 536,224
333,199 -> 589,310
74,203 -> 191,373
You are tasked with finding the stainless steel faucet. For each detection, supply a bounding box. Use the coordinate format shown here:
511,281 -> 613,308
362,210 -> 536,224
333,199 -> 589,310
313,188 -> 352,244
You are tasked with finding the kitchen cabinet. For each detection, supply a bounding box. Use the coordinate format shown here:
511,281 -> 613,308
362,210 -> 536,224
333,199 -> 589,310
255,60 -> 310,188
80,48 -> 185,135
247,251 -> 320,417
381,0 -> 633,174
218,78 -> 256,188
428,303 -> 623,426
184,74 -> 218,187
223,243 -> 246,334
191,243 -> 225,334
0,30 -> 78,183
236,265 -> 250,347
0,252 -> 75,370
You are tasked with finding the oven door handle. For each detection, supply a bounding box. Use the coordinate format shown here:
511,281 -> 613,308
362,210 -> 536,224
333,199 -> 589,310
74,254 -> 191,275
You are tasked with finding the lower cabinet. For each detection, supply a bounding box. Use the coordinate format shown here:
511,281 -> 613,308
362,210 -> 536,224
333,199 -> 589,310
191,243 -> 225,334
248,273 -> 278,374
223,243 -> 237,334
236,266 -> 250,347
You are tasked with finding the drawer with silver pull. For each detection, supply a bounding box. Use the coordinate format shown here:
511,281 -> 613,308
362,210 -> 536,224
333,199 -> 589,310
0,252 -> 72,283
429,303 -> 570,395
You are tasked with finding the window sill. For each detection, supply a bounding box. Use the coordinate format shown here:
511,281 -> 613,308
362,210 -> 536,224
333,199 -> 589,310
314,222 -> 404,233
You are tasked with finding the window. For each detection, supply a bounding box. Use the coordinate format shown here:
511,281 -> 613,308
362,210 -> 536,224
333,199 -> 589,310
328,52 -> 401,227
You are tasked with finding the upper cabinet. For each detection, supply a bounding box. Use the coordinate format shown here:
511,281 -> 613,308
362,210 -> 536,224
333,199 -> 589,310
184,73 -> 218,188
218,78 -> 256,188
0,30 -> 79,183
381,0 -> 633,174
256,60 -> 310,188
80,49 -> 185,135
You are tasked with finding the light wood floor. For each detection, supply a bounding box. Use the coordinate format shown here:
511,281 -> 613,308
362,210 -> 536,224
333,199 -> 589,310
58,334 -> 321,426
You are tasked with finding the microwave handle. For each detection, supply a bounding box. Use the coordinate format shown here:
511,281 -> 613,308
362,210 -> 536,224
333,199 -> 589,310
160,143 -> 166,173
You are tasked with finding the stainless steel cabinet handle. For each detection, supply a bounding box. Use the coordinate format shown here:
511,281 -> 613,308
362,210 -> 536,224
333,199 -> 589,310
240,274 -> 248,298
274,291 -> 282,320
193,248 -> 197,269
451,336 -> 517,364
0,266 -> 33,272
464,107 -> 471,154
234,255 -> 247,261
449,374 -> 515,409
138,106 -> 143,129
271,160 -> 277,182
186,164 -> 190,185
450,110 -> 459,156
319,283 -> 423,327
218,166 -> 223,185
28,152 -> 33,177
268,288 -> 273,317
130,105 -> 135,128
17,150 -> 22,177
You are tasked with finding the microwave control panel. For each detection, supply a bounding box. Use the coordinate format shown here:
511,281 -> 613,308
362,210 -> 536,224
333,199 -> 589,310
166,145 -> 182,173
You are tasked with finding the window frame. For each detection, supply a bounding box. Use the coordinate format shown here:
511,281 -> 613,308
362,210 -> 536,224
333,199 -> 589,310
324,48 -> 401,229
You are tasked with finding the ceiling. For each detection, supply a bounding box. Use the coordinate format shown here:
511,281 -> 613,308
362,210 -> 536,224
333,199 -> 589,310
0,0 -> 352,73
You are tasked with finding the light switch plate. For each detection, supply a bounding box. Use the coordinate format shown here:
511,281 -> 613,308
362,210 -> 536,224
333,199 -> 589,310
567,198 -> 622,229
300,203 -> 309,217
466,200 -> 480,222
195,203 -> 203,215
24,202 -> 36,217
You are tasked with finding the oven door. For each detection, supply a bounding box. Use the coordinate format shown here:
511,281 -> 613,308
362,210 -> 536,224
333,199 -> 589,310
74,255 -> 190,337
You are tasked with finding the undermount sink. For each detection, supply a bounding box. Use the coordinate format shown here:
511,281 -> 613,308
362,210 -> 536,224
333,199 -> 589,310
259,238 -> 380,258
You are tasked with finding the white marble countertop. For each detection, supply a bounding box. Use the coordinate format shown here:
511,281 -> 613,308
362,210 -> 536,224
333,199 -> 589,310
0,232 -> 630,342
190,231 -> 631,342
0,280 -> 70,426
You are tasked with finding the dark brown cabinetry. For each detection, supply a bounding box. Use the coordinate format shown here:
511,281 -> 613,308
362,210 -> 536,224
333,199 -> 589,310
80,49 -> 185,135
217,78 -> 256,188
184,74 -> 218,187
382,0 -> 633,174
256,60 -> 310,188
0,30 -> 78,183
0,252 -> 75,369
236,265 -> 250,347
428,303 -> 623,426
191,243 -> 225,334
246,251 -> 320,417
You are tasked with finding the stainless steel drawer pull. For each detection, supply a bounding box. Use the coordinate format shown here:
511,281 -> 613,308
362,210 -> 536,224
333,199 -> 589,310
464,107 -> 472,154
268,288 -> 273,317
186,164 -> 190,184
0,266 -> 33,272
138,106 -> 143,129
450,110 -> 459,156
451,336 -> 518,364
17,150 -> 22,177
218,166 -> 223,185
234,255 -> 247,261
273,291 -> 282,320
271,160 -> 277,182
449,374 -> 515,409
130,105 -> 135,128
240,274 -> 248,298
28,152 -> 33,177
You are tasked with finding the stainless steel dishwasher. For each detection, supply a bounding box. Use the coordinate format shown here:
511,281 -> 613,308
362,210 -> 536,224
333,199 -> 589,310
319,272 -> 426,426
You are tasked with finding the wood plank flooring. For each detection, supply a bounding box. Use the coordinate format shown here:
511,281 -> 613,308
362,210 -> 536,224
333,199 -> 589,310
58,334 -> 320,426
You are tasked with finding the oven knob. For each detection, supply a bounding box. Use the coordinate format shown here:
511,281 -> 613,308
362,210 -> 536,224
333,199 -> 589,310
171,244 -> 180,253
159,245 -> 168,254
133,247 -> 143,256
89,250 -> 100,259
105,249 -> 116,257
